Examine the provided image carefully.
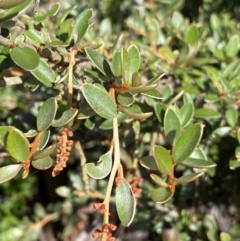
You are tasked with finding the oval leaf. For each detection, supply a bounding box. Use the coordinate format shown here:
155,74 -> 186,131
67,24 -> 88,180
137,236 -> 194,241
37,98 -> 57,132
38,129 -> 50,150
173,123 -> 203,163
180,103 -> 194,127
153,146 -> 173,174
226,35 -> 239,58
151,186 -> 174,204
0,126 -> 13,146
117,93 -> 134,107
112,51 -> 121,76
116,178 -> 136,227
194,108 -> 221,119
121,47 -> 131,85
32,156 -> 53,170
10,47 -> 40,71
150,174 -> 168,188
85,149 -> 112,179
177,172 -> 204,185
51,109 -> 78,127
225,109 -> 238,127
164,108 -> 181,145
0,164 -> 21,183
82,83 -> 117,119
7,128 -> 30,162
128,45 -> 141,78
32,144 -> 56,160
140,156 -> 158,170
182,158 -> 216,168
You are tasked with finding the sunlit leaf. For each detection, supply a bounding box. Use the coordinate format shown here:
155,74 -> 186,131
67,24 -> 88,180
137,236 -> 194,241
0,164 -> 21,184
32,156 -> 53,170
151,186 -> 174,203
177,172 -> 204,185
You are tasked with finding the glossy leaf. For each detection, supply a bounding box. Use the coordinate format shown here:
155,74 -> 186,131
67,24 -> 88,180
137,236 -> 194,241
180,103 -> 194,127
82,83 -> 117,119
51,109 -> 78,127
10,47 -> 40,71
226,35 -> 239,58
85,47 -> 113,77
182,158 -> 216,168
0,126 -> 12,146
225,109 -> 238,127
32,156 -> 53,170
7,128 -> 30,162
194,108 -> 221,119
121,47 -> 131,85
0,164 -> 21,184
140,156 -> 158,170
31,58 -> 57,87
173,123 -> 203,163
116,178 -> 136,227
177,172 -> 204,185
85,149 -> 112,179
150,174 -> 168,188
37,98 -> 57,132
32,144 -> 56,160
153,146 -> 173,174
112,50 -> 121,76
74,9 -> 93,42
164,108 -> 181,145
151,186 -> 174,204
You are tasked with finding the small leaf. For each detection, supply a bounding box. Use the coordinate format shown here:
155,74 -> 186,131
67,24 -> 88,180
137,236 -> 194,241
153,146 -> 173,174
55,186 -> 71,198
118,105 -> 152,120
117,93 -> 134,107
0,164 -> 21,184
154,103 -> 166,123
99,112 -> 127,130
182,158 -> 216,168
194,108 -> 221,119
85,149 -> 112,179
38,129 -> 50,150
24,129 -> 38,138
177,172 -> 204,185
116,178 -> 136,227
180,103 -> 194,127
141,88 -> 163,99
51,109 -> 78,127
85,47 -> 113,77
184,24 -> 198,45
24,29 -> 45,44
173,123 -> 203,163
226,35 -> 239,58
7,128 -> 30,162
128,45 -> 141,77
32,144 -> 56,160
213,127 -> 232,137
33,2 -> 60,21
37,98 -> 57,132
32,156 -> 53,170
126,84 -> 158,93
112,51 -> 121,76
121,47 -> 131,85
10,47 -> 40,71
225,109 -> 238,127
150,174 -> 168,188
0,126 -> 13,146
31,58 -> 57,87
74,9 -> 93,42
151,186 -> 174,203
82,83 -> 117,119
140,156 -> 158,170
57,18 -> 74,44
132,72 -> 141,87
164,108 -> 181,145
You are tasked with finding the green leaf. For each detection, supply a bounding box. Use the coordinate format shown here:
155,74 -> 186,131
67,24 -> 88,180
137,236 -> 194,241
51,109 -> 78,127
194,108 -> 221,119
82,83 -> 117,119
24,29 -> 45,44
213,127 -> 232,137
173,123 -> 203,163
57,18 -> 74,44
30,58 -> 57,87
154,103 -> 166,123
126,84 -> 157,93
10,47 -> 40,71
180,103 -> 194,127
99,112 -> 127,130
184,24 -> 198,45
0,126 -> 13,146
177,172 -> 204,185
220,232 -> 232,241
153,146 -> 173,174
140,156 -> 158,170
141,88 -> 163,99
7,128 -> 30,162
0,164 -> 21,183
151,187 -> 174,203
38,129 -> 50,150
55,186 -> 71,198
226,35 -> 239,58
128,45 -> 141,77
172,11 -> 184,30
85,47 -> 113,77
150,174 -> 168,188
164,108 -> 181,145
117,93 -> 134,107
182,158 -> 216,168
121,47 -> 131,85
116,178 -> 136,227
0,0 -> 26,9
238,128 -> 240,144
37,98 -> 57,132
0,0 -> 33,22
225,109 -> 238,127
112,51 -> 121,76
57,6 -> 76,25
74,8 -> 93,42
85,149 -> 112,179
32,144 -> 56,160
132,72 -> 141,87
31,156 -> 53,170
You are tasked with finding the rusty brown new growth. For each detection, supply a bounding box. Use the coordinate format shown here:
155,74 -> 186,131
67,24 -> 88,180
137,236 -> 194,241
52,127 -> 73,177
128,177 -> 143,195
92,223 -> 117,241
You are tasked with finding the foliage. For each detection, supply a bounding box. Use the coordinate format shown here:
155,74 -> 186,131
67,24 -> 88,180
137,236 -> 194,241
0,0 -> 240,241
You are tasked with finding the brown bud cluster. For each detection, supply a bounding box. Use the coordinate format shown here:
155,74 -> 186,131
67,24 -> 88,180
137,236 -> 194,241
92,223 -> 117,241
128,177 -> 143,195
52,128 -> 73,177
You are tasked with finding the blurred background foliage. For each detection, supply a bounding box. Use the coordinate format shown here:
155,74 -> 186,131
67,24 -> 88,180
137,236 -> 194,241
0,0 -> 240,240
